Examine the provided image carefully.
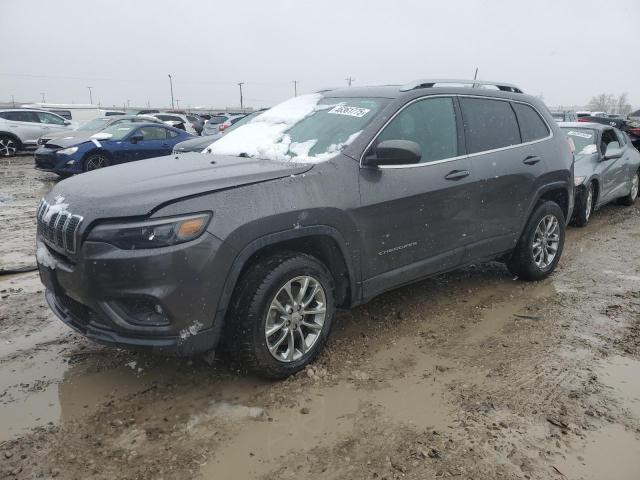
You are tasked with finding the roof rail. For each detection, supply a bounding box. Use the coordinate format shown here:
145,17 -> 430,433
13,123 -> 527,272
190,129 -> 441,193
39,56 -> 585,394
400,79 -> 523,94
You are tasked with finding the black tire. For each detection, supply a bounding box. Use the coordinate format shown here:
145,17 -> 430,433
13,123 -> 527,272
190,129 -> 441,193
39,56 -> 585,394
571,182 -> 594,227
617,170 -> 639,206
226,251 -> 335,379
0,135 -> 20,157
507,201 -> 566,281
83,152 -> 110,172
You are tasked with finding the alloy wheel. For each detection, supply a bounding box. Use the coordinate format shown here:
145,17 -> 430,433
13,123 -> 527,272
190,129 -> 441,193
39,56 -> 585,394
264,275 -> 326,363
532,214 -> 560,270
585,185 -> 593,221
0,138 -> 17,156
86,155 -> 108,170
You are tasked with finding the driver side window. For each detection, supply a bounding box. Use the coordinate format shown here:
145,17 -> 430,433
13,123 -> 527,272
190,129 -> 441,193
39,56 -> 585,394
376,97 -> 458,164
139,126 -> 168,140
36,112 -> 65,125
600,129 -> 619,154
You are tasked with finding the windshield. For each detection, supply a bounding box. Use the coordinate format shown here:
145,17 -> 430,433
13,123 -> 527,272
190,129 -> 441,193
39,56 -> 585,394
207,116 -> 227,125
207,94 -> 388,162
99,124 -> 137,141
76,117 -> 111,131
561,127 -> 597,155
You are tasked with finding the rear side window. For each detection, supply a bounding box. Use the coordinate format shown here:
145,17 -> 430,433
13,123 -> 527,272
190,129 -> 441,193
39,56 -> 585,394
2,111 -> 39,122
376,97 -> 458,164
460,98 -> 521,153
512,103 -> 549,142
615,129 -> 627,145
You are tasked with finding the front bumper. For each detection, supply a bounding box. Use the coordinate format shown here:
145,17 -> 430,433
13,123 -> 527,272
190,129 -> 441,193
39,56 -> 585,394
34,148 -> 81,174
38,231 -> 228,356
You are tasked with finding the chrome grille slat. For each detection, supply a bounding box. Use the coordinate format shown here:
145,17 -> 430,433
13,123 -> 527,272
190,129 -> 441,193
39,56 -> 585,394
36,199 -> 83,254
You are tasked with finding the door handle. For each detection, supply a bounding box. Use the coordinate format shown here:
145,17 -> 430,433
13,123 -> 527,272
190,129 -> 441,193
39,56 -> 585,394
444,170 -> 470,181
523,155 -> 541,165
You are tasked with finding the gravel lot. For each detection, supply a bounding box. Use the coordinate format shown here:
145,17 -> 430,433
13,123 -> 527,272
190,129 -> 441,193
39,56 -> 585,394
1,154 -> 640,479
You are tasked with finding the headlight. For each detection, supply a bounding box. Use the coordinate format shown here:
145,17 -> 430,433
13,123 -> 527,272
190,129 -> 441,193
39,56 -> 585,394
58,146 -> 78,155
87,213 -> 211,249
574,176 -> 586,185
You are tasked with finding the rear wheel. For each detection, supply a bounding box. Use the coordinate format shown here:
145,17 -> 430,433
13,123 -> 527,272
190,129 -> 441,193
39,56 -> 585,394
571,182 -> 594,227
0,135 -> 19,157
618,171 -> 639,206
83,152 -> 110,172
507,201 -> 565,281
226,251 -> 335,379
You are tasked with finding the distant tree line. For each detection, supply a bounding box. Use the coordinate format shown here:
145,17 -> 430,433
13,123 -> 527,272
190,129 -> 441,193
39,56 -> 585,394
587,93 -> 632,115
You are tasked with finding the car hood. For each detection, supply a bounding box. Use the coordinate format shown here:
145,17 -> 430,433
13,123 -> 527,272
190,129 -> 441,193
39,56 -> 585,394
45,153 -> 314,220
174,134 -> 222,153
44,132 -> 99,148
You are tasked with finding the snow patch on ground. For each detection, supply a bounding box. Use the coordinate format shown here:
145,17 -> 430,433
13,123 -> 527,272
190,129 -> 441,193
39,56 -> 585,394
184,401 -> 265,431
36,241 -> 57,270
179,320 -> 203,341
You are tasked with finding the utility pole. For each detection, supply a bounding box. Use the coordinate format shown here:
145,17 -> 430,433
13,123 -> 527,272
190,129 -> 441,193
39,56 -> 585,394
176,99 -> 181,109
237,82 -> 244,110
345,76 -> 354,87
11,95 -> 15,107
472,67 -> 478,88
41,92 -> 46,103
127,99 -> 130,108
168,74 -> 175,109
87,86 -> 93,104
292,80 -> 298,97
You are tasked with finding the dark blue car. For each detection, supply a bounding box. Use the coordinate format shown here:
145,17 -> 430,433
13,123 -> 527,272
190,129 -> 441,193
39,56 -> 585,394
34,122 -> 193,176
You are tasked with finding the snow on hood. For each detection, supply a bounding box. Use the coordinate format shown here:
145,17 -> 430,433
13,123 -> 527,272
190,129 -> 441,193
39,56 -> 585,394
204,94 -> 359,163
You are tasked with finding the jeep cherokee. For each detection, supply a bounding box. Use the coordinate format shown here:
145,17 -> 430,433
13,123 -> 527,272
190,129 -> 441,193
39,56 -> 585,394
36,79 -> 574,378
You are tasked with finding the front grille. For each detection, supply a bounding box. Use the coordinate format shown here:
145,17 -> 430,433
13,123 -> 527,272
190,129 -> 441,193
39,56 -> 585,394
37,199 -> 83,253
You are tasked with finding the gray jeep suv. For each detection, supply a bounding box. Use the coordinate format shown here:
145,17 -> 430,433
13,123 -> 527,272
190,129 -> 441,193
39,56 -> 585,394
36,79 -> 574,378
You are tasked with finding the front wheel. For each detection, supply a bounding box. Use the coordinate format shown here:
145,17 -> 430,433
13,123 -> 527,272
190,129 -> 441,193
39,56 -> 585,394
83,152 -> 110,172
571,182 -> 594,227
507,201 -> 566,281
618,171 -> 639,206
226,251 -> 335,379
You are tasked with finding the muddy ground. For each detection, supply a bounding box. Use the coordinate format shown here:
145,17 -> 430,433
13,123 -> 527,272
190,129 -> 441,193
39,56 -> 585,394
1,155 -> 640,480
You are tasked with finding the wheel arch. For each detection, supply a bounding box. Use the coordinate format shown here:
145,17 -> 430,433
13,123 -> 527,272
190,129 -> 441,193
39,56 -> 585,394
218,226 -> 359,322
0,131 -> 23,150
81,147 -> 113,168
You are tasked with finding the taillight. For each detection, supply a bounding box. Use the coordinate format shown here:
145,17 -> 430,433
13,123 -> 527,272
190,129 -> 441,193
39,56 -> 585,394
577,117 -> 589,122
219,124 -> 228,131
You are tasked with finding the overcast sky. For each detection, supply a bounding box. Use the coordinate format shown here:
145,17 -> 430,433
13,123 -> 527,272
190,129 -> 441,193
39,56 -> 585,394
2,0 -> 639,110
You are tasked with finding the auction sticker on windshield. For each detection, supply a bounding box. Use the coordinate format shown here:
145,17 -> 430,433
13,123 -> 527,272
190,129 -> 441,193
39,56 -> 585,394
328,105 -> 371,118
566,130 -> 593,139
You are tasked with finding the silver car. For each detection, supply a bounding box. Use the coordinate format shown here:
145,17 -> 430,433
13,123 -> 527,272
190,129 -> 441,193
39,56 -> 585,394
560,122 -> 640,226
0,109 -> 72,156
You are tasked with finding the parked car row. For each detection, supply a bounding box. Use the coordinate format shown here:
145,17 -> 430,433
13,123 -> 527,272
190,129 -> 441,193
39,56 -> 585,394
34,79 -> 640,380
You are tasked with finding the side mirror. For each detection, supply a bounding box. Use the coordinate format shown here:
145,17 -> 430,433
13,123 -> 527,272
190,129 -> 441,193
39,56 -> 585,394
604,146 -> 623,160
63,120 -> 71,126
363,139 -> 422,167
130,134 -> 143,144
